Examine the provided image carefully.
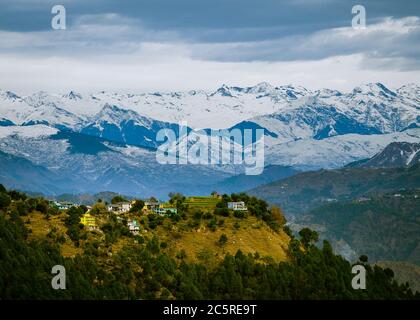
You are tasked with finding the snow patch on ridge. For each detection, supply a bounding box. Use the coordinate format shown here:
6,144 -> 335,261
0,125 -> 58,139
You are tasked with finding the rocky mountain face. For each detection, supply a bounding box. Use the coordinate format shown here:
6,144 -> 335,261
347,142 -> 420,168
0,125 -> 230,197
0,82 -> 418,196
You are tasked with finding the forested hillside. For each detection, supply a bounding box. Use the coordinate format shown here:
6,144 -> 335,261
0,186 -> 417,299
301,190 -> 420,265
248,164 -> 420,215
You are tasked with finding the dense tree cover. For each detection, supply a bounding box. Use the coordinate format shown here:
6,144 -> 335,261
215,193 -> 285,231
89,202 -> 107,215
0,185 -> 418,300
0,192 -> 11,209
249,163 -> 420,214
0,214 -> 420,299
307,189 -> 420,264
101,214 -> 132,245
111,195 -> 128,204
130,200 -> 145,213
64,206 -> 86,245
299,228 -> 319,249
168,193 -> 189,212
0,210 -> 417,300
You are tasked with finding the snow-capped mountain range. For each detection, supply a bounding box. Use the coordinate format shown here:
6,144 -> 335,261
0,82 -> 419,196
1,82 -> 418,131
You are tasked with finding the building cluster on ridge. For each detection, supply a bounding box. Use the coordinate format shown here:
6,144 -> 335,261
52,197 -> 249,236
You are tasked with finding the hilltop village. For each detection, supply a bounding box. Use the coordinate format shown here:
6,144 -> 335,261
50,193 -> 250,238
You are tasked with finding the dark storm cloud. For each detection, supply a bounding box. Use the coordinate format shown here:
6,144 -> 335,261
0,0 -> 419,41
0,0 -> 418,75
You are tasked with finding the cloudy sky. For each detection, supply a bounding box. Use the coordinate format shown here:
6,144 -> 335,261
0,0 -> 419,93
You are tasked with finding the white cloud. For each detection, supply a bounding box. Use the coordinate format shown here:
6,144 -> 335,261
1,52 -> 418,94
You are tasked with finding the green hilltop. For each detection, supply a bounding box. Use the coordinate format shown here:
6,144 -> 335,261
0,185 -> 418,299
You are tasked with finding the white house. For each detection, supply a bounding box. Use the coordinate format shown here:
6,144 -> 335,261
228,201 -> 247,211
153,207 -> 178,216
107,202 -> 132,213
52,201 -> 74,210
127,220 -> 140,235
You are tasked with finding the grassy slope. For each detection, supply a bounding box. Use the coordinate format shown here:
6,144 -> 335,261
156,215 -> 289,264
23,200 -> 290,266
25,212 -> 83,257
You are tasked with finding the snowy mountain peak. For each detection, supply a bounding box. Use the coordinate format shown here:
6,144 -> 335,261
315,88 -> 343,98
0,90 -> 21,101
24,91 -> 57,108
101,103 -> 120,113
93,103 -> 154,128
351,141 -> 420,168
0,82 -> 418,134
398,83 -> 420,92
248,82 -> 274,94
97,103 -> 133,121
277,85 -> 311,100
64,91 -> 83,100
353,82 -> 397,98
212,84 -> 235,97
397,83 -> 420,103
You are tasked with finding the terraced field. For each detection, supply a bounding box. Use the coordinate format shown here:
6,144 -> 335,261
185,196 -> 220,212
